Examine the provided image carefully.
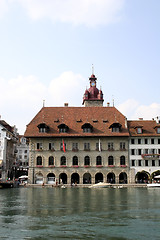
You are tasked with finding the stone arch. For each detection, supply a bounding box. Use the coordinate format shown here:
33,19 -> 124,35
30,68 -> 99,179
35,172 -> 43,184
59,172 -> 67,184
72,156 -> 78,166
119,172 -> 127,184
47,173 -> 55,184
135,170 -> 150,183
95,172 -> 103,183
71,173 -> 80,184
84,156 -> 90,166
151,170 -> 160,181
96,156 -> 102,166
107,172 -> 115,183
83,172 -> 91,184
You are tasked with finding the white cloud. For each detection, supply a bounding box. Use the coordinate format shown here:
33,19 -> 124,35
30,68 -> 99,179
0,0 -> 8,18
11,0 -> 125,27
48,71 -> 85,106
0,71 -> 85,134
118,99 -> 160,120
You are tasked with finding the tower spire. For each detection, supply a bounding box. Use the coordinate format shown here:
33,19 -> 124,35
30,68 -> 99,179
92,64 -> 94,75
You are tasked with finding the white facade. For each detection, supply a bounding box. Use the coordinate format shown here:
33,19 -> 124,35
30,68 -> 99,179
130,137 -> 160,181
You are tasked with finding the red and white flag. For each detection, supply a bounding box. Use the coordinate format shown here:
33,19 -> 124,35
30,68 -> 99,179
62,139 -> 66,152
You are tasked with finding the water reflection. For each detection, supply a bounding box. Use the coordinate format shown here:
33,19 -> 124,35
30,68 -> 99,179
0,187 -> 160,239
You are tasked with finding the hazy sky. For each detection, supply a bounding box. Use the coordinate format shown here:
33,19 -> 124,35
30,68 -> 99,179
0,0 -> 160,134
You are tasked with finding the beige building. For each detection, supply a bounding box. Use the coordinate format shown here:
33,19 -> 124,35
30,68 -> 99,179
25,73 -> 135,184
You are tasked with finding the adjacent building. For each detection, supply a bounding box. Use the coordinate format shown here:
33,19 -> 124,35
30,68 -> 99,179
128,119 -> 160,183
0,120 -> 18,180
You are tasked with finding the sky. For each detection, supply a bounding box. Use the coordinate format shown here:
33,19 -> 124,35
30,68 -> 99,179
0,0 -> 160,134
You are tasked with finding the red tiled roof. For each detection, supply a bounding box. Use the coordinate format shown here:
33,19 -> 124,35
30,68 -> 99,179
24,106 -> 129,137
128,120 -> 160,136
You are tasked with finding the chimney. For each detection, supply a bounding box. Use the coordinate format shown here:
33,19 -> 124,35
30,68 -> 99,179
64,103 -> 68,107
107,102 -> 110,107
139,118 -> 143,120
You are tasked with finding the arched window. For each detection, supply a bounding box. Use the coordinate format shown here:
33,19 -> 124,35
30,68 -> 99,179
48,156 -> 54,166
84,156 -> 90,166
96,156 -> 102,165
61,156 -> 66,166
120,156 -> 125,165
72,156 -> 78,166
108,156 -> 114,165
36,156 -> 42,165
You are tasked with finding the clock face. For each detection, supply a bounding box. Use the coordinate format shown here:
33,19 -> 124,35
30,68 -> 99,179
91,81 -> 95,87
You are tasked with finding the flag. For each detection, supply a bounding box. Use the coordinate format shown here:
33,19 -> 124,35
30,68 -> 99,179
99,139 -> 101,152
62,139 -> 66,152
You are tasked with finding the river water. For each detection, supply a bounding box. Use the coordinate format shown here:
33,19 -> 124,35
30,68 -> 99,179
0,187 -> 160,240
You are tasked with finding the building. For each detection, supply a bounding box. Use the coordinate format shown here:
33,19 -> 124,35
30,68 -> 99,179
128,118 -> 160,183
25,73 -> 135,184
0,120 -> 18,180
15,135 -> 29,178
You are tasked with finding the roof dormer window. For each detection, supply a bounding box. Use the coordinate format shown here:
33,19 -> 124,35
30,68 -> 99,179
37,123 -> 49,133
58,124 -> 69,133
109,123 -> 122,133
81,123 -> 93,133
154,126 -> 160,134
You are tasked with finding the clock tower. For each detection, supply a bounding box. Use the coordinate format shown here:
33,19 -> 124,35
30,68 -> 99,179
83,73 -> 104,107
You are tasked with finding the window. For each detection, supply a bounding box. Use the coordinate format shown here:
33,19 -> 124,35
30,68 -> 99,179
120,156 -> 125,165
108,142 -> 114,150
131,139 -> 135,144
84,143 -> 90,150
132,160 -> 135,166
84,156 -> 90,166
49,156 -> 54,165
72,156 -> 78,165
72,143 -> 78,150
49,143 -> 54,150
159,160 -> 160,166
137,128 -> 142,134
37,143 -> 43,150
152,160 -> 155,166
58,124 -> 69,133
138,160 -> 141,166
96,142 -> 102,151
120,142 -> 125,150
158,149 -> 160,154
82,123 -> 93,133
145,160 -> 148,166
145,139 -> 148,144
157,128 -> 160,134
37,156 -> 42,165
112,127 -> 119,132
138,149 -> 142,155
144,149 -> 149,154
60,142 -> 66,151
151,139 -> 154,144
60,156 -> 66,166
158,139 -> 160,144
37,123 -> 49,133
131,149 -> 135,155
83,128 -> 92,133
96,156 -> 102,165
151,149 -> 156,154
108,156 -> 114,165
138,139 -> 141,144
19,155 -> 22,159
24,150 -> 28,153
24,155 -> 27,159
